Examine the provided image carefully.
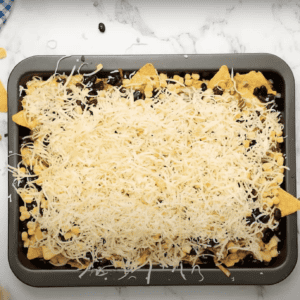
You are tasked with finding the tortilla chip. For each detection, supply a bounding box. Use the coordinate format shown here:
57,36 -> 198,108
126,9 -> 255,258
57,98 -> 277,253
50,254 -> 69,266
0,80 -> 7,112
12,110 -> 29,128
234,71 -> 276,99
129,63 -> 160,90
27,247 -> 43,260
35,226 -> 44,241
42,246 -> 56,260
0,286 -> 11,300
67,260 -> 89,269
277,188 -> 300,217
0,47 -> 6,59
207,65 -> 234,90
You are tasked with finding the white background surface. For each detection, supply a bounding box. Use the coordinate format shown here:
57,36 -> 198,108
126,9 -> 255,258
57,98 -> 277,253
0,0 -> 300,299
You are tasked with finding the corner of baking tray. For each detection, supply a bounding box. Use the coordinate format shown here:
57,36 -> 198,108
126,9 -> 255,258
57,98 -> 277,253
262,53 -> 295,84
7,250 -> 38,287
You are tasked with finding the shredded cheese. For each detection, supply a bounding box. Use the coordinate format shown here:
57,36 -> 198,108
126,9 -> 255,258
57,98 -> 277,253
11,67 -> 283,275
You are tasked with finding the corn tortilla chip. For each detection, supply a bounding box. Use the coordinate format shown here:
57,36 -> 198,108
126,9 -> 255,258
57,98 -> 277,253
0,48 -> 6,59
234,71 -> 276,99
277,188 -> 300,217
0,80 -> 7,112
27,247 -> 43,260
42,246 -> 56,260
12,110 -> 29,128
129,63 -> 159,90
207,65 -> 234,90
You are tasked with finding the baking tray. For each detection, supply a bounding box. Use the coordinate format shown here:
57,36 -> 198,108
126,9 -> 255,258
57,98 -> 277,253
7,54 -> 297,287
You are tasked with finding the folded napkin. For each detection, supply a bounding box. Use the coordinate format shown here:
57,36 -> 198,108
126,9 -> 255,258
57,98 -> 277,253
0,0 -> 14,29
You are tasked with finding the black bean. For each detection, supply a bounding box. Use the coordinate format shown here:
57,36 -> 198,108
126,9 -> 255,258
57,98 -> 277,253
249,140 -> 257,147
86,252 -> 93,261
115,79 -> 122,87
76,83 -> 84,90
201,83 -> 207,91
88,90 -> 98,96
123,71 -> 131,79
102,238 -> 106,244
213,86 -> 223,95
260,85 -> 267,97
259,214 -> 270,224
93,81 -> 104,90
164,253 -> 167,257
259,95 -> 267,102
266,94 -> 276,102
56,77 -> 66,85
246,216 -> 255,225
274,208 -> 281,221
83,75 -> 97,86
251,189 -> 258,196
133,90 -> 144,101
98,22 -> 106,33
26,200 -> 37,211
253,87 -> 260,97
76,100 -> 86,110
252,208 -> 261,218
87,98 -> 98,106
17,178 -> 27,189
107,76 -> 117,85
262,228 -> 274,244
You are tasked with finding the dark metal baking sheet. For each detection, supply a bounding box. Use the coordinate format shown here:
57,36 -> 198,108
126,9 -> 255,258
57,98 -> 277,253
7,54 -> 297,287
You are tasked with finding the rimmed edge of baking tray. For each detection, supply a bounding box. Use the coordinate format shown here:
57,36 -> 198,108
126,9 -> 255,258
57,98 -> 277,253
8,54 -> 297,287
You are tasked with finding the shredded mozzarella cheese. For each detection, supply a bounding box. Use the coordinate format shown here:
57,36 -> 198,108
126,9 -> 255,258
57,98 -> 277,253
11,69 -> 283,274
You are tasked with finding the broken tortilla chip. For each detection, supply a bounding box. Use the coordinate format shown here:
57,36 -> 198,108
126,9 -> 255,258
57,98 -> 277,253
12,110 -> 29,128
50,254 -> 69,266
0,48 -> 6,59
207,65 -> 234,90
12,110 -> 39,129
42,246 -> 57,260
27,247 -> 43,260
0,80 -> 7,112
67,260 -> 89,269
129,63 -> 160,90
234,71 -> 276,99
277,188 -> 300,217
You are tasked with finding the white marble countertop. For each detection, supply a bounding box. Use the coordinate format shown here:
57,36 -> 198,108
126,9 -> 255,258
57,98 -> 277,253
0,0 -> 300,299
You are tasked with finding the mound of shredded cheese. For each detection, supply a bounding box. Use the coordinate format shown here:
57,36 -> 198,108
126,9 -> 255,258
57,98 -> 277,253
11,67 -> 285,272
